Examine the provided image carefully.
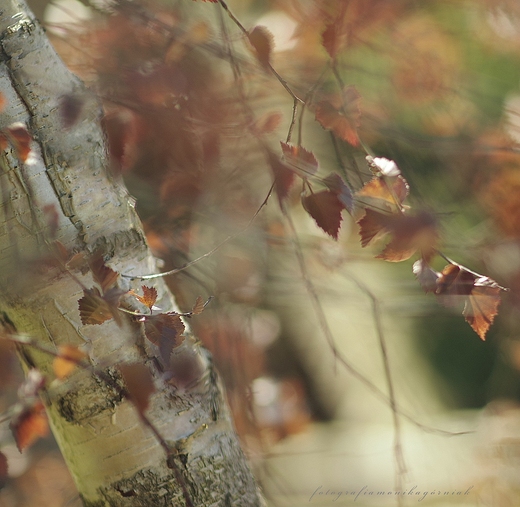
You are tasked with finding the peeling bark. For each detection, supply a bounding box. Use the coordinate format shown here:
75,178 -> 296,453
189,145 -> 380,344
0,1 -> 263,505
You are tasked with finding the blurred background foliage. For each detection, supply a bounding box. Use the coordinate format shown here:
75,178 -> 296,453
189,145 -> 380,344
3,0 -> 520,505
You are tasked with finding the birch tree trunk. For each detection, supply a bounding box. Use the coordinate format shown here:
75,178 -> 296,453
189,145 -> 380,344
0,1 -> 263,505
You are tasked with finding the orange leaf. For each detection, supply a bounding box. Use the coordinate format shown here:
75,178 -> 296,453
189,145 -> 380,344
133,285 -> 158,310
464,284 -> 502,341
11,401 -> 49,452
0,92 -> 5,113
247,26 -> 274,69
302,190 -> 345,239
78,288 -> 113,325
53,345 -> 87,380
280,142 -> 318,178
119,363 -> 156,415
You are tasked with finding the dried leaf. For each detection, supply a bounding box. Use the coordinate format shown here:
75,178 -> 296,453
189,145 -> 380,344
280,142 -> 318,178
133,286 -> 158,310
0,92 -> 5,113
5,123 -> 32,163
119,363 -> 155,415
355,174 -> 409,213
247,26 -> 274,69
434,263 -> 506,340
53,345 -> 87,380
315,86 -> 361,146
267,151 -> 296,206
78,288 -> 113,325
302,190 -> 345,239
11,401 -> 49,452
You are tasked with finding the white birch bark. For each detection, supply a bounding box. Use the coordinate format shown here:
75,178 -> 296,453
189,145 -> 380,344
0,1 -> 263,505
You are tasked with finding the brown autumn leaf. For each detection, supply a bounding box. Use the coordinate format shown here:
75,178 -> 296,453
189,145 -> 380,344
143,313 -> 185,347
280,142 -> 319,178
132,285 -> 158,310
415,261 -> 506,340
119,363 -> 156,415
247,26 -> 274,69
0,92 -> 5,113
143,313 -> 186,367
4,123 -> 32,163
315,86 -> 361,147
78,287 -> 113,325
53,345 -> 87,380
267,150 -> 296,206
0,451 -> 7,490
11,401 -> 49,452
302,190 -> 345,239
89,255 -> 119,293
355,174 -> 410,213
358,209 -> 438,262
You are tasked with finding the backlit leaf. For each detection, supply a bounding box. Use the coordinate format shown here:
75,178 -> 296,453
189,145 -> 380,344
132,285 -> 158,310
419,262 -> 507,340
